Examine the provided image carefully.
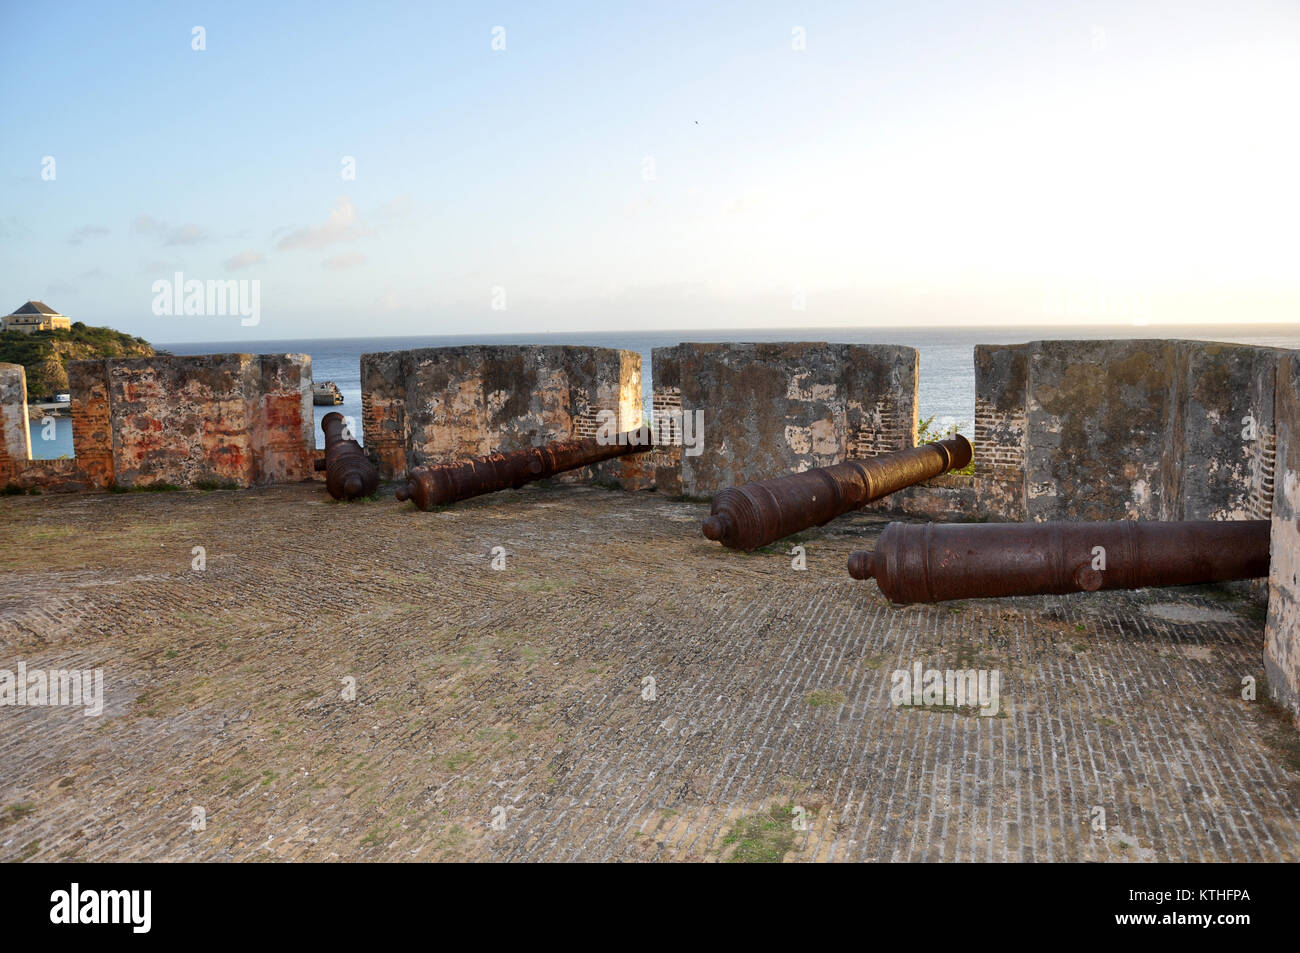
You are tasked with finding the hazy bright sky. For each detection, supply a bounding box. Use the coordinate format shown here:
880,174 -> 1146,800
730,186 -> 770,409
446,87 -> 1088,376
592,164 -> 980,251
2,0 -> 1297,342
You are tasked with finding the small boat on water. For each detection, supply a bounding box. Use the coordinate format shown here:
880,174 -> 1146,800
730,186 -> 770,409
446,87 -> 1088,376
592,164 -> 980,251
312,381 -> 344,405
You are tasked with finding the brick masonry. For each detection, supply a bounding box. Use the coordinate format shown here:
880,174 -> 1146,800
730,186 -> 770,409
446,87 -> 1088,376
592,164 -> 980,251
973,344 -> 1029,521
653,342 -> 919,497
361,345 -> 643,487
1,484 -> 1296,861
250,354 -> 317,486
649,355 -> 684,496
1,339 -> 1298,726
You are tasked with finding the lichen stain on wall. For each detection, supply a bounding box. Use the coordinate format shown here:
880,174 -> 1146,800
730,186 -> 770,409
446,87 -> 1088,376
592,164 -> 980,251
785,371 -> 839,403
783,419 -> 838,459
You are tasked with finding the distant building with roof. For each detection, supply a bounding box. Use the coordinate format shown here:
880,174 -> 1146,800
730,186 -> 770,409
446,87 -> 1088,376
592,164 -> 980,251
2,301 -> 72,334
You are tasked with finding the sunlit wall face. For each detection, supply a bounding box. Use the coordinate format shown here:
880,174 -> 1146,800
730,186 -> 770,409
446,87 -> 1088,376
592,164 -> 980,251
1,1 -> 1296,340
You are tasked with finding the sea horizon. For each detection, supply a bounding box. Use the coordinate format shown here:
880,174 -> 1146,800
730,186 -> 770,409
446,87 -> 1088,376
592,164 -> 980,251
149,319 -> 1300,348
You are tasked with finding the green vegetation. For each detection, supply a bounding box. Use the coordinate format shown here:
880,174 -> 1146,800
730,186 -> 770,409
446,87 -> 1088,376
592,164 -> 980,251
0,803 -> 35,830
805,689 -> 846,708
327,491 -> 381,503
916,415 -> 975,474
0,323 -> 154,398
1,483 -> 41,496
754,531 -> 810,556
443,751 -> 477,771
108,482 -> 183,493
723,803 -> 807,862
194,480 -> 238,491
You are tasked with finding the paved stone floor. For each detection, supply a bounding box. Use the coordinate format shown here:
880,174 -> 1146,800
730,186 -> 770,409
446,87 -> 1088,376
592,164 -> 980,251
1,482 -> 1297,862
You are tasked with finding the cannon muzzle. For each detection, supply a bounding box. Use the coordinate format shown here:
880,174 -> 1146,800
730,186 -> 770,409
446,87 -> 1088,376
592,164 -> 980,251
397,427 -> 655,510
849,519 -> 1271,603
702,435 -> 972,551
321,411 -> 379,501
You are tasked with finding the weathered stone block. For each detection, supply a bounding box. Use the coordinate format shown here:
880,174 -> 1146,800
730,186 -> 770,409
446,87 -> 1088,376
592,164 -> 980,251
1266,351 -> 1300,727
658,342 -> 918,497
650,346 -> 684,496
864,473 -> 978,520
68,359 -> 114,489
360,349 -> 409,479
0,363 -> 32,485
251,354 -> 314,484
62,353 -> 313,490
1023,340 -> 1286,523
1025,340 -> 1179,521
104,354 -> 257,487
12,458 -> 88,493
1173,342 -> 1280,521
973,344 -> 1027,521
360,345 -> 643,485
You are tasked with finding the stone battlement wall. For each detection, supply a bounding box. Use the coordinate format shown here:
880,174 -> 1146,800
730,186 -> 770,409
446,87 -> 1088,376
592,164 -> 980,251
876,337 -> 1295,725
2,339 -> 1297,725
651,342 -> 919,497
1,354 -> 314,492
0,363 -> 33,486
360,344 -> 644,486
938,339 -> 1283,524
868,339 -> 1286,527
1266,353 -> 1300,727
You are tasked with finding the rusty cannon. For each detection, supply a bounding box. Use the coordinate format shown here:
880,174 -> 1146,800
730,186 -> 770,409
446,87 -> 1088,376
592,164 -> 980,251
315,411 -> 379,501
847,519 -> 1271,603
394,427 -> 655,510
700,435 -> 972,551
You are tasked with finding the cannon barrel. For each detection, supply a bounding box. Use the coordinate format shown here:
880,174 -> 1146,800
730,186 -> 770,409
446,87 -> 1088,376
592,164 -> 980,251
701,435 -> 972,551
395,427 -> 655,510
848,519 -> 1271,603
318,411 -> 379,501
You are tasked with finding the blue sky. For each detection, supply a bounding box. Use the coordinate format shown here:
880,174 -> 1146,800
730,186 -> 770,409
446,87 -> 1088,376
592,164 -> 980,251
2,0 -> 1297,342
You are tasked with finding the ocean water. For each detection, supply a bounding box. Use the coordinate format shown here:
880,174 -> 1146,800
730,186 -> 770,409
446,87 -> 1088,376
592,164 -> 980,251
30,324 -> 1300,457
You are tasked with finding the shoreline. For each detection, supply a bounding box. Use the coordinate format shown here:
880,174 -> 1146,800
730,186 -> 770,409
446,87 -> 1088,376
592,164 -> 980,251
27,403 -> 70,417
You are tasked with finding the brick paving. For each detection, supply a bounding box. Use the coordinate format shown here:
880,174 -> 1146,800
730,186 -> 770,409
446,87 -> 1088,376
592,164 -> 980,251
1,483 -> 1297,862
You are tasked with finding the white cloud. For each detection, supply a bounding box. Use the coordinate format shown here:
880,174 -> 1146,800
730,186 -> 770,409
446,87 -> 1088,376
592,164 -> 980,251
45,268 -> 107,298
133,214 -> 208,246
166,224 -> 208,246
224,250 -> 264,271
323,252 -> 367,271
132,214 -> 162,236
371,193 -> 412,222
276,196 -> 371,251
68,225 -> 110,245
